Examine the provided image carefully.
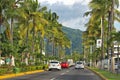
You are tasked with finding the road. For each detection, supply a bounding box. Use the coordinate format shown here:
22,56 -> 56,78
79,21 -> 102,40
5,67 -> 102,80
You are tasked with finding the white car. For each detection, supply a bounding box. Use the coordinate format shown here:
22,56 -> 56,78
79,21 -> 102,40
0,59 -> 5,65
48,60 -> 61,71
75,61 -> 84,69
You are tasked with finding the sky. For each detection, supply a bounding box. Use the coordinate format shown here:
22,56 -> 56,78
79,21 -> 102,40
38,0 -> 120,31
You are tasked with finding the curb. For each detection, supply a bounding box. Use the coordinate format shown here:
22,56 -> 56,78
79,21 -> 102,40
0,70 -> 44,80
86,67 -> 108,80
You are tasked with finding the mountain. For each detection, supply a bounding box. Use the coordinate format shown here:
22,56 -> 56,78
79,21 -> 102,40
62,26 -> 83,54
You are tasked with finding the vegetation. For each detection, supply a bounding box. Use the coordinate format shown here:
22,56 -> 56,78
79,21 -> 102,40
0,65 -> 48,75
83,0 -> 120,73
0,0 -> 71,70
89,67 -> 120,80
62,26 -> 83,54
0,0 -> 84,75
0,0 -> 120,77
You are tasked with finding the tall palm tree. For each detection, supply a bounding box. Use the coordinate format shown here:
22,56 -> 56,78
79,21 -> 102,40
84,0 -> 120,69
107,0 -> 120,72
18,0 -> 48,52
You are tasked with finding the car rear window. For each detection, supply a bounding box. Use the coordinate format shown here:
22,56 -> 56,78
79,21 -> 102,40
50,62 -> 59,63
62,62 -> 67,64
76,62 -> 82,64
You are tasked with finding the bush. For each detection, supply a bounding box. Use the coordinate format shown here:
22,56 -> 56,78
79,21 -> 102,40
0,68 -> 8,75
0,65 -> 48,75
13,67 -> 20,73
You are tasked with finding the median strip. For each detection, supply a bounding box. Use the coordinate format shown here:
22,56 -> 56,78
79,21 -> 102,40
0,70 -> 44,79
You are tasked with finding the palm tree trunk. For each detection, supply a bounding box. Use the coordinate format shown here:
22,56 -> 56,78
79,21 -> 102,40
10,18 -> 13,45
26,23 -> 29,45
46,39 -> 49,56
32,19 -> 35,53
117,43 -> 119,74
107,10 -> 111,71
9,18 -> 14,66
0,14 -> 2,66
110,0 -> 115,73
40,37 -> 43,54
101,17 -> 105,69
52,37 -> 55,56
58,46 -> 60,58
101,17 -> 105,59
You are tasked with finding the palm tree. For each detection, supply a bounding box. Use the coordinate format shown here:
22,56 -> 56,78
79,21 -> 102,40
18,0 -> 48,64
0,0 -> 70,65
84,0 -> 120,69
109,0 -> 120,73
44,11 -> 59,56
112,31 -> 120,63
1,0 -> 24,66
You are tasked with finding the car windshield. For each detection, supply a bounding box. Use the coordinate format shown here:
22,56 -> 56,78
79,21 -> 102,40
62,62 -> 67,64
76,62 -> 82,64
50,62 -> 59,63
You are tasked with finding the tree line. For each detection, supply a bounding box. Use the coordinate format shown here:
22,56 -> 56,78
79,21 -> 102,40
83,0 -> 120,73
0,0 -> 71,66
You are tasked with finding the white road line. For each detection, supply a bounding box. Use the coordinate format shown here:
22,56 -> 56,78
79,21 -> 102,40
66,70 -> 69,72
50,78 -> 55,80
51,71 -> 69,80
60,73 -> 65,75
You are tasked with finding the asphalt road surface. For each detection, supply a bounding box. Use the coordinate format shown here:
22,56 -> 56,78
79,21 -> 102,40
5,67 -> 102,80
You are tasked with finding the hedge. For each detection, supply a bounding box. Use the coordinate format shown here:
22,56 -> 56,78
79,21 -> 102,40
0,65 -> 48,75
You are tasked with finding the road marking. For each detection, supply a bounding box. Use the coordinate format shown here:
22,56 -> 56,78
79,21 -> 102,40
50,78 -> 55,80
60,73 -> 65,75
83,73 -> 94,75
66,70 -> 69,72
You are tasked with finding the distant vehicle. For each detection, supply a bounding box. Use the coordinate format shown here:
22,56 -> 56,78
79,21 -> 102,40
75,61 -> 84,69
0,59 -> 5,65
67,59 -> 74,67
61,62 -> 69,68
48,60 -> 61,71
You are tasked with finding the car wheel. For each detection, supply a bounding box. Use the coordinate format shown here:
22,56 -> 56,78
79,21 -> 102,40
49,69 -> 51,71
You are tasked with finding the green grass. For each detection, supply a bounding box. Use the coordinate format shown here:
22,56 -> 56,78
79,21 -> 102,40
90,67 -> 120,80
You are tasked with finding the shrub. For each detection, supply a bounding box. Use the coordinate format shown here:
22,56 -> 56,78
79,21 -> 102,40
0,64 -> 48,75
0,68 -> 8,75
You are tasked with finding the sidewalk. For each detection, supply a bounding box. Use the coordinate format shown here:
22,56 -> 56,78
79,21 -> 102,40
86,67 -> 108,80
0,70 -> 44,80
87,66 -> 120,80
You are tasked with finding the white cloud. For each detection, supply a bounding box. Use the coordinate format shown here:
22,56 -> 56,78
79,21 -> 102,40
39,0 -> 120,31
38,0 -> 90,31
38,0 -> 91,6
61,18 -> 80,28
61,17 -> 87,31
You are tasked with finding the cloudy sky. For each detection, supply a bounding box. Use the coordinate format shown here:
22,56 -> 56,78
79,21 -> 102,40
38,0 -> 120,31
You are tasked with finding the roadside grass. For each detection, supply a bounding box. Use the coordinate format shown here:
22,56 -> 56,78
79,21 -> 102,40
90,67 -> 120,80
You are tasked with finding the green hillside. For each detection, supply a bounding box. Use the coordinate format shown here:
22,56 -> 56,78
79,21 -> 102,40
62,26 -> 83,54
